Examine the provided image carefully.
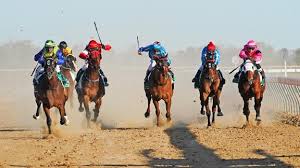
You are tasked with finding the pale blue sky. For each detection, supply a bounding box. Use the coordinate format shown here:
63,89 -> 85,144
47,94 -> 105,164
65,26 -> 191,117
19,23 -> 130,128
1,0 -> 299,51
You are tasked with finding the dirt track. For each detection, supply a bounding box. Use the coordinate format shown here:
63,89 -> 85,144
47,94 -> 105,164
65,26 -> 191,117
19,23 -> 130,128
0,122 -> 299,168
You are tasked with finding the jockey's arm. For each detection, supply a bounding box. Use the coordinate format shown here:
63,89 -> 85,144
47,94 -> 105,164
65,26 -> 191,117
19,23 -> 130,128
79,50 -> 89,60
201,47 -> 207,65
139,44 -> 153,53
102,44 -> 112,51
34,49 -> 43,62
215,50 -> 220,65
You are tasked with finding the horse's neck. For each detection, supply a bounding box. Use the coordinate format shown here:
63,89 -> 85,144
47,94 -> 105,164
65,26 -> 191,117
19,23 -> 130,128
203,68 -> 217,79
48,73 -> 61,89
153,69 -> 168,85
86,67 -> 99,80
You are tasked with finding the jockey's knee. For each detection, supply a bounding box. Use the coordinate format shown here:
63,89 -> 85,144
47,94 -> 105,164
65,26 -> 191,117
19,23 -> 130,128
55,65 -> 61,72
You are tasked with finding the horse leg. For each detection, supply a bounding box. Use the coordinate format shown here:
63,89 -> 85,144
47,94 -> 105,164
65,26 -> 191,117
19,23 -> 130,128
92,98 -> 102,122
216,91 -> 223,116
153,100 -> 161,127
212,97 -> 217,124
83,96 -> 91,128
33,99 -> 41,120
200,91 -> 205,115
78,96 -> 84,112
254,96 -> 263,122
165,98 -> 172,122
205,96 -> 211,127
58,104 -> 69,126
144,92 -> 151,118
243,97 -> 250,124
43,105 -> 52,134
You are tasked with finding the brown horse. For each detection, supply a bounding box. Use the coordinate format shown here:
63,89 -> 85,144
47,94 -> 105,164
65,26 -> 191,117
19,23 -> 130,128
33,58 -> 69,134
61,55 -> 76,107
144,56 -> 174,126
238,59 -> 265,124
76,54 -> 105,128
199,55 -> 223,127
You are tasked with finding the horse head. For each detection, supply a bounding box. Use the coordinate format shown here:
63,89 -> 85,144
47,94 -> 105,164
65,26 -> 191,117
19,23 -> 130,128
203,53 -> 217,82
153,56 -> 169,84
241,59 -> 255,85
62,55 -> 76,71
44,58 -> 57,80
87,50 -> 101,70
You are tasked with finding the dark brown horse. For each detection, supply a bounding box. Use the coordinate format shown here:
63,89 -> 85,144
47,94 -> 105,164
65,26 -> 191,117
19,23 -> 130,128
144,56 -> 173,126
238,59 -> 265,124
61,55 -> 76,107
199,55 -> 223,127
76,54 -> 105,128
33,58 -> 69,134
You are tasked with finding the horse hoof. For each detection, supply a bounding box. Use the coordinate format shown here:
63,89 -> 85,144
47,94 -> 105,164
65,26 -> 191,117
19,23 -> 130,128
217,112 -> 224,116
79,107 -> 84,112
64,116 -> 70,126
256,116 -> 262,122
33,115 -> 40,120
201,111 -> 205,115
144,112 -> 150,118
60,118 -> 66,125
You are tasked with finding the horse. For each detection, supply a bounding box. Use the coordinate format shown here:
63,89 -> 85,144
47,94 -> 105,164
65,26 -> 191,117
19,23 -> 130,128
76,53 -> 105,128
33,58 -> 69,134
238,58 -> 265,125
199,54 -> 223,127
61,54 -> 77,107
144,56 -> 174,127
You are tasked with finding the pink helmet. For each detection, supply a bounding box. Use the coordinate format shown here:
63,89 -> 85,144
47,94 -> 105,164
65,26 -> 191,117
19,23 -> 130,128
246,40 -> 257,48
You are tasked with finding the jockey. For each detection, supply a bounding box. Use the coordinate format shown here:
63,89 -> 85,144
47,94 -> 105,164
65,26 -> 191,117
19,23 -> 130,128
192,41 -> 225,85
232,40 -> 265,83
33,40 -> 69,87
76,40 -> 111,87
138,41 -> 174,83
58,41 -> 77,70
58,41 -> 73,57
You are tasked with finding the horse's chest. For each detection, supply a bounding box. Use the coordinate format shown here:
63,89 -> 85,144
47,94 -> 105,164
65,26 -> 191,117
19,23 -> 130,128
151,88 -> 169,100
45,89 -> 67,105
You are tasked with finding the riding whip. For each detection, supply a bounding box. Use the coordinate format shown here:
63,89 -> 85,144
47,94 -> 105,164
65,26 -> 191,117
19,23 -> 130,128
94,21 -> 103,44
30,62 -> 39,76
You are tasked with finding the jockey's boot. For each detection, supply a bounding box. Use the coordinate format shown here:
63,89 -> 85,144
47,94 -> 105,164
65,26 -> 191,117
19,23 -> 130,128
99,69 -> 109,87
33,80 -> 38,93
258,68 -> 266,85
217,69 -> 226,85
75,68 -> 84,83
144,70 -> 151,83
192,69 -> 201,83
33,78 -> 38,86
168,70 -> 175,82
232,71 -> 241,83
57,71 -> 70,87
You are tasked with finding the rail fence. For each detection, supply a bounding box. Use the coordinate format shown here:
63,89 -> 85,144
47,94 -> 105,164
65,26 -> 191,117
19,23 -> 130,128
265,77 -> 300,115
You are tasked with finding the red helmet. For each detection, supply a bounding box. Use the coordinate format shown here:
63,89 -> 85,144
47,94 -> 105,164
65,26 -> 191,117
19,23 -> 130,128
207,41 -> 216,51
87,40 -> 100,50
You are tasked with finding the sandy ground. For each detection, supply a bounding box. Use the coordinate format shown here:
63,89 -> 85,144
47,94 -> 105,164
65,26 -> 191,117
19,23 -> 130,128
0,123 -> 299,167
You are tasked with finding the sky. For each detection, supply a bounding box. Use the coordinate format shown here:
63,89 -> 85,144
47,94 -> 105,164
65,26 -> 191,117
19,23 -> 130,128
1,0 -> 299,51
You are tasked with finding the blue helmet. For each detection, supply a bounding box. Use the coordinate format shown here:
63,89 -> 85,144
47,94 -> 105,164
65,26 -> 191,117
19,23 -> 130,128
153,44 -> 161,51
